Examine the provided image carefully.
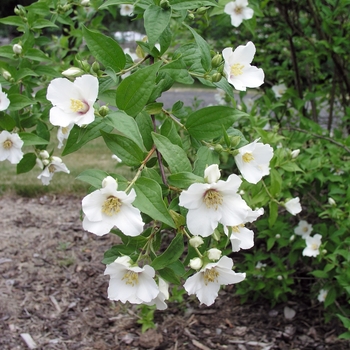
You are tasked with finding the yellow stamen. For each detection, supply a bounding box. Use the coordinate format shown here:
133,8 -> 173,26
102,196 -> 122,216
122,270 -> 139,286
203,189 -> 223,210
203,268 -> 219,285
61,126 -> 70,135
311,243 -> 319,250
3,139 -> 12,149
232,223 -> 245,233
302,227 -> 309,233
70,99 -> 88,113
234,6 -> 243,14
242,152 -> 254,163
230,63 -> 244,76
48,164 -> 56,173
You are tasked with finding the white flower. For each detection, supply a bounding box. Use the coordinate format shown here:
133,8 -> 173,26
13,43 -> 22,55
294,220 -> 313,238
46,74 -> 98,127
82,176 -> 144,236
222,42 -> 264,91
272,83 -> 287,98
207,248 -> 222,261
285,197 -> 302,215
189,257 -> 203,270
145,278 -> 169,310
189,236 -> 204,248
317,289 -> 328,302
61,67 -> 84,78
226,224 -> 254,252
105,256 -> 159,304
184,256 -> 246,306
0,131 -> 24,164
39,150 -> 50,159
179,165 -> 250,237
302,234 -> 322,257
0,84 -> 10,111
37,156 -> 70,185
120,4 -> 134,16
224,0 -> 254,27
81,0 -> 90,6
234,139 -> 273,184
204,163 -> 221,183
57,123 -> 74,149
290,149 -> 300,158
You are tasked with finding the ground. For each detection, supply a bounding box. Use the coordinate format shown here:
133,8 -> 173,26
0,194 -> 349,350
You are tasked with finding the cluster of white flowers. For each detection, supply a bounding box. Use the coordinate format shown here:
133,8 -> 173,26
294,220 -> 322,257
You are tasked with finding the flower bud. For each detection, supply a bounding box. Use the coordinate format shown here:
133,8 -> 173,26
81,0 -> 90,6
275,234 -> 281,239
211,54 -> 222,68
328,197 -> 336,206
211,73 -> 222,83
98,105 -> 109,117
13,44 -> 22,55
290,234 -> 295,241
91,61 -> 100,73
160,0 -> 171,9
217,64 -> 224,74
213,144 -> 223,153
212,229 -> 221,241
187,13 -> 195,20
277,275 -> 283,280
79,60 -> 90,72
51,156 -> 62,163
207,248 -> 221,261
39,150 -> 50,159
2,70 -> 12,81
189,257 -> 203,270
62,67 -> 83,78
42,159 -> 49,166
189,236 -> 204,248
36,158 -> 44,169
196,7 -> 208,15
230,135 -> 241,148
290,149 -> 300,158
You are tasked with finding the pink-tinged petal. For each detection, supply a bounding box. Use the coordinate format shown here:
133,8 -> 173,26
82,191 -> 106,221
47,78 -> 82,110
114,204 -> 144,236
82,216 -> 114,236
74,75 -> 99,104
49,106 -> 78,127
74,109 -> 95,127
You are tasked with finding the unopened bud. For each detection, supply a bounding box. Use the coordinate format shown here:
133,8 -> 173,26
275,234 -> 281,239
36,158 -> 44,169
98,105 -> 109,117
2,70 -> 12,81
212,229 -> 221,241
187,13 -> 195,20
81,0 -> 90,6
196,7 -> 208,15
290,149 -> 300,158
217,64 -> 224,74
328,197 -> 336,206
277,275 -> 283,280
79,60 -> 90,72
51,156 -> 62,163
42,159 -> 49,166
189,257 -> 203,270
290,234 -> 295,241
62,67 -> 83,78
160,0 -> 171,9
211,73 -> 222,83
322,249 -> 327,254
230,136 -> 241,148
189,236 -> 204,248
207,248 -> 221,261
13,43 -> 22,55
91,61 -> 100,73
39,150 -> 50,159
213,144 -> 223,153
211,54 -> 222,68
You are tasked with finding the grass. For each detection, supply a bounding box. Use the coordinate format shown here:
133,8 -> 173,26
0,136 -> 134,197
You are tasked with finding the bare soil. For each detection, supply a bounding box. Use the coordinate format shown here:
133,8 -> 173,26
0,194 -> 349,350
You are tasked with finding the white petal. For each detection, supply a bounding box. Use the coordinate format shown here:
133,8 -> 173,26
74,75 -> 99,104
186,205 -> 221,237
114,204 -> 144,236
49,106 -> 78,127
204,164 -> 220,183
179,183 -> 210,210
242,7 -> 254,20
232,41 -> 256,65
82,190 -> 106,221
82,216 -> 114,236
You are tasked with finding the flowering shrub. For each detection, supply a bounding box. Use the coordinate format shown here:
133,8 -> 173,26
0,0 -> 349,338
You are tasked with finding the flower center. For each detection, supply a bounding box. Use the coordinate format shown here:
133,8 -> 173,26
70,99 -> 89,113
122,270 -> 139,286
242,152 -> 254,163
102,196 -> 122,216
302,226 -> 309,233
48,164 -> 56,173
203,268 -> 219,285
203,189 -> 223,210
311,243 -> 319,250
3,139 -> 12,149
232,223 -> 244,233
234,6 -> 243,14
230,63 -> 244,76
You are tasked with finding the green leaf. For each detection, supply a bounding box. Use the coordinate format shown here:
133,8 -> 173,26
76,169 -> 109,188
160,57 -> 194,84
136,112 -> 154,150
168,172 -> 205,189
16,153 -> 37,174
116,61 -> 162,117
24,48 -> 51,62
18,132 -> 49,146
310,270 -> 329,278
133,177 -> 175,228
144,5 -> 172,49
152,132 -> 192,173
31,19 -> 58,29
184,24 -> 211,72
170,0 -> 218,10
151,233 -> 184,270
62,119 -> 113,156
101,131 -> 145,167
193,146 -> 219,176
268,201 -> 278,228
186,106 -> 239,140
82,26 -> 125,72
0,113 -> 16,130
7,94 -> 33,112
0,45 -> 15,59
99,0 -> 134,9
269,168 -> 282,196
105,111 -> 145,150
280,162 -> 303,172
0,16 -> 24,27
